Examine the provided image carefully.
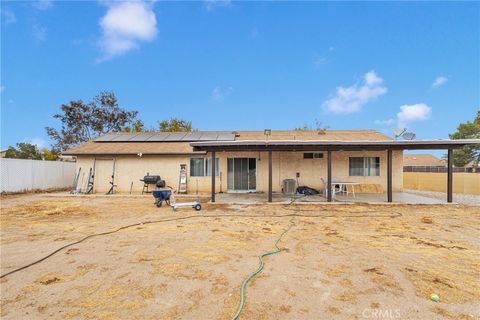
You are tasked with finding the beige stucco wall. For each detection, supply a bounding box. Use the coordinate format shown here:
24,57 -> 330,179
404,172 -> 480,195
75,150 -> 403,194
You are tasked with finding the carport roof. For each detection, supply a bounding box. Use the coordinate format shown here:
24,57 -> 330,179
191,139 -> 480,151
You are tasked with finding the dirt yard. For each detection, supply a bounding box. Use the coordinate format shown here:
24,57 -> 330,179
1,194 -> 479,320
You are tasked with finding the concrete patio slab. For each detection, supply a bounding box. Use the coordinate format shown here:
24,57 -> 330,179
213,192 -> 444,204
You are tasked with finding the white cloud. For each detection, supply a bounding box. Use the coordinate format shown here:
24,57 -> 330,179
397,103 -> 432,128
204,0 -> 232,11
25,138 -> 47,149
212,86 -> 233,101
32,0 -> 53,10
98,1 -> 157,61
32,24 -> 47,42
2,9 -> 16,24
314,54 -> 327,67
322,70 -> 387,114
432,76 -> 448,88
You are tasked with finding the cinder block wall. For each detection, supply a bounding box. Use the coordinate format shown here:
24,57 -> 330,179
404,172 -> 480,195
75,150 -> 403,194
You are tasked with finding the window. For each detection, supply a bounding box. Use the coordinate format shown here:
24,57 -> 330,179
304,152 -> 324,159
349,157 -> 380,176
190,158 -> 219,177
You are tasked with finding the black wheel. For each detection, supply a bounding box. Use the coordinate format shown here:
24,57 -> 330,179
194,204 -> 202,211
155,200 -> 162,207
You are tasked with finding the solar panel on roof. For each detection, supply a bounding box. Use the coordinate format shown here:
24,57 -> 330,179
129,134 -> 155,142
146,134 -> 170,141
110,134 -> 138,141
181,133 -> 203,141
198,133 -> 219,141
95,134 -> 117,142
164,133 -> 188,141
216,133 -> 235,141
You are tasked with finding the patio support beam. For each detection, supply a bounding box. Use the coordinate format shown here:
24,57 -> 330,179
447,148 -> 453,203
268,150 -> 273,202
387,149 -> 393,202
211,151 -> 216,203
327,150 -> 332,202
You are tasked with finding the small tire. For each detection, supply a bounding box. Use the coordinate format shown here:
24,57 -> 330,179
194,204 -> 202,211
156,200 -> 162,208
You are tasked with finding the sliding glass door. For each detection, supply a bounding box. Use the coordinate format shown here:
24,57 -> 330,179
227,158 -> 256,192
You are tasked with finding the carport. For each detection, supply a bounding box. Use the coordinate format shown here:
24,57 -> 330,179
191,139 -> 480,203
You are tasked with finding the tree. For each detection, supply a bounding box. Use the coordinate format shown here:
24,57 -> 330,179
4,143 -> 42,160
41,148 -> 59,161
46,91 -> 139,152
448,111 -> 480,167
294,119 -> 329,132
123,119 -> 148,133
158,117 -> 194,132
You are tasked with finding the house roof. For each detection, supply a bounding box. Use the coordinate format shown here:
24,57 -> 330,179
63,130 -> 391,155
403,154 -> 445,166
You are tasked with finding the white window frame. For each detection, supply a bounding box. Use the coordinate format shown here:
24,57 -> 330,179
190,158 -> 219,177
349,157 -> 380,176
304,152 -> 324,159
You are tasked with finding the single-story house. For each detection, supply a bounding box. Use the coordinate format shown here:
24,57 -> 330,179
63,130 -> 479,202
403,154 -> 445,167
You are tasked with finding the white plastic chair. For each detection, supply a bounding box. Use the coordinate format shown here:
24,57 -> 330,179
321,178 -> 335,199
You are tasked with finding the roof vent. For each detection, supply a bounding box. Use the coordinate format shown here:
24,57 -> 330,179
231,131 -> 240,137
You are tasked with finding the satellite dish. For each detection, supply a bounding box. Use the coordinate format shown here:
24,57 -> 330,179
402,132 -> 416,140
393,128 -> 406,140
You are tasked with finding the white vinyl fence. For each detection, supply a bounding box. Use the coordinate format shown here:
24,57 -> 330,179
0,158 -> 77,193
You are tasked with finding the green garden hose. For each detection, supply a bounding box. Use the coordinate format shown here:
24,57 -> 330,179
231,212 -> 297,320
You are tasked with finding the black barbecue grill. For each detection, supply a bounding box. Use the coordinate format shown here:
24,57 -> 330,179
141,174 -> 165,194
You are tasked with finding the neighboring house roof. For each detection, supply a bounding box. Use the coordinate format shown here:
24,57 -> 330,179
63,130 -> 391,155
403,154 -> 445,166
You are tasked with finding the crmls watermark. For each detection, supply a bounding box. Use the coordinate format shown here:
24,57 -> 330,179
362,308 -> 401,319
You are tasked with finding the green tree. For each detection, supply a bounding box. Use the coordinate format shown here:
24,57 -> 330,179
4,143 -> 42,160
41,148 -> 59,160
294,119 -> 329,132
46,91 -> 139,152
448,111 -> 480,167
158,117 -> 194,132
123,119 -> 149,133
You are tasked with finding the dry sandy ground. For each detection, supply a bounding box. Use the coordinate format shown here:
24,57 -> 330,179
0,194 -> 479,320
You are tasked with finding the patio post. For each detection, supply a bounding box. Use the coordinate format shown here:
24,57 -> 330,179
447,148 -> 453,203
327,150 -> 332,202
387,149 -> 393,202
268,150 -> 273,202
211,151 -> 216,203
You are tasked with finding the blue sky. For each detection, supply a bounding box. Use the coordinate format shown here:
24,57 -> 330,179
1,1 -> 479,154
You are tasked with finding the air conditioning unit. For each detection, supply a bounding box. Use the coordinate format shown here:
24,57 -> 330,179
283,179 -> 296,195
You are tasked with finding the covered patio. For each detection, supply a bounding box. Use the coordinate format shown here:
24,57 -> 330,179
191,139 -> 479,204
213,192 -> 443,204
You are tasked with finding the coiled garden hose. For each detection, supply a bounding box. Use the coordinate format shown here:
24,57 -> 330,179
231,213 -> 297,320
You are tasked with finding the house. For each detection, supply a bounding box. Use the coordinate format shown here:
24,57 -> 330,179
63,130 -> 479,203
403,154 -> 445,167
